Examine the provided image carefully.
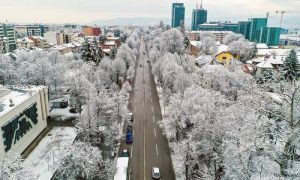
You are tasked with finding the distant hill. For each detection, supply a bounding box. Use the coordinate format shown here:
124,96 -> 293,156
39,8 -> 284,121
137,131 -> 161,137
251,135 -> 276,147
91,17 -> 171,26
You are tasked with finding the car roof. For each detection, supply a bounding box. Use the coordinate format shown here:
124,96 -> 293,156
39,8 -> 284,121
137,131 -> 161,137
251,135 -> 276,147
123,149 -> 128,152
153,167 -> 160,173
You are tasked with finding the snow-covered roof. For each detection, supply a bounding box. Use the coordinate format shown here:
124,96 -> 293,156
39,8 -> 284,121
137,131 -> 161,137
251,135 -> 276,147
257,48 -> 294,56
190,41 -> 201,47
105,41 -> 116,46
266,92 -> 283,104
64,52 -> 74,57
72,42 -> 82,47
0,86 -> 44,117
107,37 -> 120,40
256,60 -> 274,69
103,48 -> 111,53
216,45 -> 229,54
252,57 -> 265,63
256,43 -> 268,49
269,56 -> 284,65
195,55 -> 213,67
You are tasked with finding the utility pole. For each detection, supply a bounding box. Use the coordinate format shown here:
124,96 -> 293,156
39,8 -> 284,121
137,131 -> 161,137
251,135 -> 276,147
276,10 -> 286,27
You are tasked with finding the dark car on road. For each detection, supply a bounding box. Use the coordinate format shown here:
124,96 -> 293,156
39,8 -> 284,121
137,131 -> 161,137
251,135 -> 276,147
126,131 -> 133,143
122,149 -> 129,157
128,112 -> 134,122
127,124 -> 133,132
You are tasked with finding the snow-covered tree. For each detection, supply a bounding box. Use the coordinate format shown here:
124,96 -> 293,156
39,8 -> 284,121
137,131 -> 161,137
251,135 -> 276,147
256,69 -> 275,84
109,46 -> 118,60
54,142 -> 114,180
198,36 -> 217,55
183,35 -> 190,50
281,49 -> 299,82
162,29 -> 184,54
223,33 -> 244,45
0,153 -> 37,180
228,38 -> 252,62
81,38 -> 93,62
111,58 -> 126,88
116,44 -> 135,69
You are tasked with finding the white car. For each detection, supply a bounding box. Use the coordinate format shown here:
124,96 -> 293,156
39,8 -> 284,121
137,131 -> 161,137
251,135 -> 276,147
152,167 -> 161,179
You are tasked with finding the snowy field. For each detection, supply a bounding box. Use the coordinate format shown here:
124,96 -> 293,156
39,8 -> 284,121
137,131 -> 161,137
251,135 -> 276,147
23,127 -> 77,180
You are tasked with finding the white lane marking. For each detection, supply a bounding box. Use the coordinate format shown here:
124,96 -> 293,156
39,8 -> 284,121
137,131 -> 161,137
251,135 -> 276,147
156,144 -> 159,156
129,169 -> 131,180
131,147 -> 133,158
135,106 -> 136,113
154,128 -> 156,137
150,98 -> 152,103
143,62 -> 146,180
153,115 -> 155,122
151,106 -> 154,112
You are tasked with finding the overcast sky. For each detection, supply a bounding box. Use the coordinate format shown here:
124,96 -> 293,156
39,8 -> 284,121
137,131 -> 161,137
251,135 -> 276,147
0,0 -> 299,28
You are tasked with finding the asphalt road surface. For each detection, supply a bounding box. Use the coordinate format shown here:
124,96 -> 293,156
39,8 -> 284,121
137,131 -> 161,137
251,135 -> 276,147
119,39 -> 176,180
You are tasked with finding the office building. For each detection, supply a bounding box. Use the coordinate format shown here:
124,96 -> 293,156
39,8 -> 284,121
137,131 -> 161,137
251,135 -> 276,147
238,21 -> 251,40
249,18 -> 268,42
186,31 -> 232,43
0,24 -> 16,53
82,26 -> 102,36
260,27 -> 281,46
191,2 -> 207,30
0,86 -> 49,159
198,22 -> 238,33
26,25 -> 49,37
172,3 -> 185,28
44,31 -> 64,45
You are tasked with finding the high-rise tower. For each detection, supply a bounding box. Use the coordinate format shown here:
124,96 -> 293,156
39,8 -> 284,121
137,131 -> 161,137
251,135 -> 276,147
172,3 -> 185,28
191,0 -> 208,30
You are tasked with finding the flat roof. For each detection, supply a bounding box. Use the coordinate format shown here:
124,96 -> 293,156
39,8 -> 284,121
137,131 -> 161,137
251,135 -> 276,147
0,86 -> 44,117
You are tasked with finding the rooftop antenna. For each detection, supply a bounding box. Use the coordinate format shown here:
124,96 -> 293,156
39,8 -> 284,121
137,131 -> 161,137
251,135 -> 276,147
200,0 -> 203,9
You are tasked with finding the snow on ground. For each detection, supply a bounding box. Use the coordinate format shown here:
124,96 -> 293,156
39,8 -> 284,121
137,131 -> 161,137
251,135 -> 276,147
23,127 -> 77,180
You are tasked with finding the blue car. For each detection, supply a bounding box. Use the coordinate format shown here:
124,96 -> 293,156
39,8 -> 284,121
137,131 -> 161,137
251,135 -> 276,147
126,131 -> 133,143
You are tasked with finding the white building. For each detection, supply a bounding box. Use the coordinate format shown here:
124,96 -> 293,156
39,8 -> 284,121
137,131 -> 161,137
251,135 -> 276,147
186,31 -> 232,43
44,31 -> 64,45
0,86 -> 49,159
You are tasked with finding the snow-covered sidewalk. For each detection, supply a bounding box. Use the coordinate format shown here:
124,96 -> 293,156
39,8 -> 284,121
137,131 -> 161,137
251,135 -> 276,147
23,127 -> 77,180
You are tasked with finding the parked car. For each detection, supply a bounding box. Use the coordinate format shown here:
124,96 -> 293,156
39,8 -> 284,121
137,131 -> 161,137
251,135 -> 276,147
127,124 -> 133,132
126,131 -> 133,143
152,167 -> 161,179
128,112 -> 134,122
60,99 -> 68,108
122,149 -> 129,157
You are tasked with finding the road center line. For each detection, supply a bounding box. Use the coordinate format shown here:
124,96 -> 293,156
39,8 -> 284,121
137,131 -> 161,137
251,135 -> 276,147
151,106 -> 154,112
153,115 -> 155,122
156,144 -> 159,156
150,98 -> 152,103
154,128 -> 156,137
131,147 -> 133,158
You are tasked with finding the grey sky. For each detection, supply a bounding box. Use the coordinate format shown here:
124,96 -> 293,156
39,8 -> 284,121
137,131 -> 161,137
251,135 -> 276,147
0,0 -> 299,28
